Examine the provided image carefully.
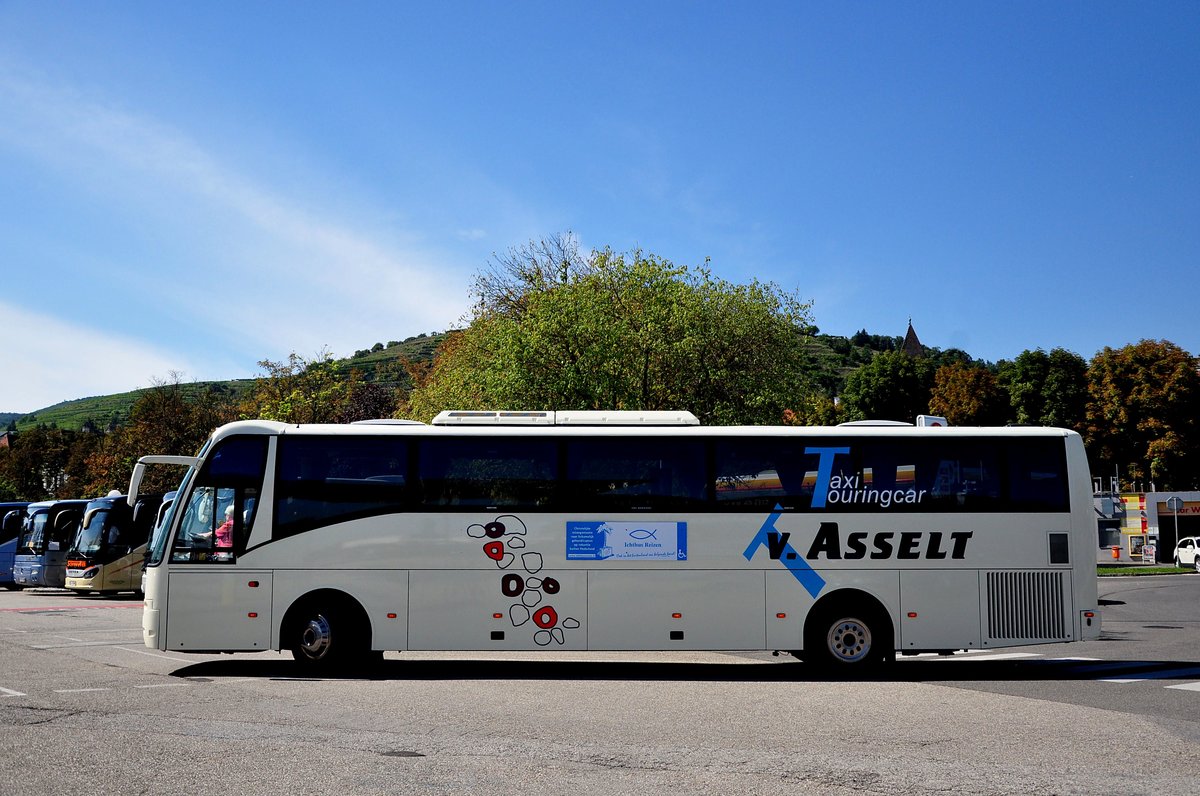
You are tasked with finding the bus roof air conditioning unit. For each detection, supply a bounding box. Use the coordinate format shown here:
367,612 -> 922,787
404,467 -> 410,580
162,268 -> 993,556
431,411 -> 556,426
554,411 -> 699,426
430,410 -> 700,426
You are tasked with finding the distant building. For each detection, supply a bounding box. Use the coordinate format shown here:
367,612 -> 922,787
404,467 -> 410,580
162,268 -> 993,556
901,319 -> 925,357
0,431 -> 14,449
1095,490 -> 1200,564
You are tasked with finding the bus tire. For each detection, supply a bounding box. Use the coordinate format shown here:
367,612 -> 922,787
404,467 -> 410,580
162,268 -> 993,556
285,593 -> 375,673
804,597 -> 893,671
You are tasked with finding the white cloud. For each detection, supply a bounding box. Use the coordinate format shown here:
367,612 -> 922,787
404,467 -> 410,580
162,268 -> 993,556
0,67 -> 473,366
0,300 -> 203,413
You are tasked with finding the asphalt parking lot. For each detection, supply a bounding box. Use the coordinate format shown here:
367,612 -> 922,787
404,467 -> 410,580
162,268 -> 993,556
1,575 -> 1198,795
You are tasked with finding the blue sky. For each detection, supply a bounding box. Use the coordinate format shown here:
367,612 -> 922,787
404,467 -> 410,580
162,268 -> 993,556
2,2 -> 1197,413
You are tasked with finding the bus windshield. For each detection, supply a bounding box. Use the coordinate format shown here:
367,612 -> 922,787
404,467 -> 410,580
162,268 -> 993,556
19,513 -> 49,555
72,509 -> 111,555
146,469 -> 196,567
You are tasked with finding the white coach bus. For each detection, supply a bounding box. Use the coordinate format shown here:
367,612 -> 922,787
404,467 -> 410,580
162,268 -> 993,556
130,411 -> 1100,672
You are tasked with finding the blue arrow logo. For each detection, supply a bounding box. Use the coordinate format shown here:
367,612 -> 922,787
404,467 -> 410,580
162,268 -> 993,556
743,504 -> 826,598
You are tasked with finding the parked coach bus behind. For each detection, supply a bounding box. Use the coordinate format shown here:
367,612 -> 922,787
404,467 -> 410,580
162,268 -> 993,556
13,500 -> 88,588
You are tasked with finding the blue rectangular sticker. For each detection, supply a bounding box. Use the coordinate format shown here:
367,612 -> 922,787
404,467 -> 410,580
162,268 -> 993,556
566,521 -> 687,561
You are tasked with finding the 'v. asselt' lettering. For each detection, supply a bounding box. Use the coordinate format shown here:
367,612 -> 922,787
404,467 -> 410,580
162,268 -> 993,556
805,522 -> 972,560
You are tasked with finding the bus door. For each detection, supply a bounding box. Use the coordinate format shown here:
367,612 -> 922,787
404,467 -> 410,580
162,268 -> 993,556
163,435 -> 270,651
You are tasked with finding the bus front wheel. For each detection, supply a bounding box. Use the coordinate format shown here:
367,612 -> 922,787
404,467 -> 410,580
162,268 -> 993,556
285,595 -> 379,673
295,611 -> 334,662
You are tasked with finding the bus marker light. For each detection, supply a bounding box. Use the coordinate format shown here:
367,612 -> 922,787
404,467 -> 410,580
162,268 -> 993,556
492,613 -> 503,619
907,612 -> 918,619
248,581 -> 259,588
247,612 -> 258,618
387,613 -> 398,619
671,613 -> 682,619
1084,611 -> 1095,618
776,613 -> 787,619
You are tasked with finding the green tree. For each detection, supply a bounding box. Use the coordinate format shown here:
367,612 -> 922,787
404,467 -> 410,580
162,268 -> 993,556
997,348 -> 1088,429
242,351 -> 398,425
927,348 -> 976,370
839,350 -> 936,424
928,363 -> 1009,425
782,393 -> 841,426
1086,340 -> 1200,488
82,378 -> 237,495
0,426 -> 83,499
404,236 -> 817,425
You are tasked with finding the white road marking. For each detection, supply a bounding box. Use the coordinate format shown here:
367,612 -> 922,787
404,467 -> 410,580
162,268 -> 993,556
114,646 -> 194,663
1164,682 -> 1200,693
54,688 -> 111,693
1,687 -> 27,697
133,683 -> 190,689
1101,666 -> 1200,684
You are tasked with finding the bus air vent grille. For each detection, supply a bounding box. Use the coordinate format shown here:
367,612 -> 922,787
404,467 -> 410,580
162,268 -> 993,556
985,570 -> 1067,642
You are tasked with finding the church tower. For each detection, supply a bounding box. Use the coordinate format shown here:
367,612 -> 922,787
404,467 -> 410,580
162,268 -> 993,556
901,319 -> 925,357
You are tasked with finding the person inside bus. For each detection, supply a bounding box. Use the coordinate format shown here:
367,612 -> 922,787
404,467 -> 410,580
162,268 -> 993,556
192,504 -> 234,550
214,505 -> 235,549
106,521 -> 124,550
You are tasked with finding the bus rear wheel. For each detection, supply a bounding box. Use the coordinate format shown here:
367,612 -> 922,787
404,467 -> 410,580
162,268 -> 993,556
804,602 -> 892,671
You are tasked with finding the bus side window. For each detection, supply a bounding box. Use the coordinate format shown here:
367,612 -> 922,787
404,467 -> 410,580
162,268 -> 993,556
713,439 -> 817,510
417,438 -> 555,509
275,436 -> 409,538
1,511 -> 22,544
565,438 -> 707,511
51,511 -> 80,549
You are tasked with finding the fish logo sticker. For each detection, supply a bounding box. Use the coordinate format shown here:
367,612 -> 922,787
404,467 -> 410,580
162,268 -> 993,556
565,521 -> 687,561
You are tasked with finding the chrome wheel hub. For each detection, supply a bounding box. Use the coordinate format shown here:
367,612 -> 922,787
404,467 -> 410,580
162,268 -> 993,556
299,614 -> 333,660
827,618 -> 871,663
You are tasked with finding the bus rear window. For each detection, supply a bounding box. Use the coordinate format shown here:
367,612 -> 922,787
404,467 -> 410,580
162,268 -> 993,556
1006,439 -> 1070,512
